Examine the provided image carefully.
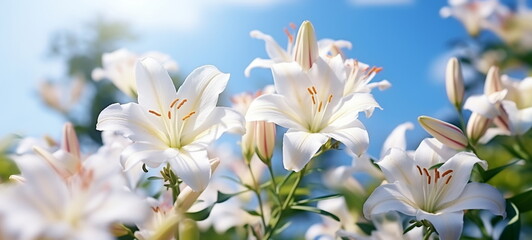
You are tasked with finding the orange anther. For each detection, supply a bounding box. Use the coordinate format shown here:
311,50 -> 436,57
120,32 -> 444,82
170,98 -> 180,108
445,175 -> 453,184
177,99 -> 188,109
416,165 -> 422,175
148,110 -> 162,117
442,169 -> 453,177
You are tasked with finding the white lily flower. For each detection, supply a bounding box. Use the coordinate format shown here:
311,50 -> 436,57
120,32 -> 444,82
337,212 -> 423,240
363,138 -> 506,240
465,74 -> 532,142
245,21 -> 352,77
92,48 -> 179,97
440,0 -> 503,36
341,59 -> 390,96
97,58 -> 244,191
246,56 -> 380,171
306,197 -> 359,240
0,153 -> 148,240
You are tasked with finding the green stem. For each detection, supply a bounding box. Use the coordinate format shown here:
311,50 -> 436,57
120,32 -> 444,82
457,108 -> 467,133
247,163 -> 267,230
263,165 -> 307,239
267,164 -> 278,194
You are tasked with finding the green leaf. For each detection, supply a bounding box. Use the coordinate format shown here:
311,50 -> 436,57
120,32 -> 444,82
216,191 -> 245,204
245,210 -> 261,217
290,205 -> 340,221
509,188 -> 532,212
147,176 -> 163,181
357,222 -> 376,236
499,201 -> 520,239
294,194 -> 341,205
481,160 -> 521,182
185,205 -> 213,221
428,163 -> 444,170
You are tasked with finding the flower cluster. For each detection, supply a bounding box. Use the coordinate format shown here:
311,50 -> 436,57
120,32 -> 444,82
2,11 -> 532,240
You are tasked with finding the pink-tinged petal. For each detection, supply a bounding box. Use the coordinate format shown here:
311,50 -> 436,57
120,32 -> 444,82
416,211 -> 463,240
324,120 -> 369,157
176,65 -> 230,125
183,107 -> 245,146
413,138 -> 457,167
136,58 -> 178,113
502,101 -> 532,135
168,148 -> 212,191
250,30 -> 291,62
97,103 -> 167,146
363,183 -> 418,219
121,142 -> 168,170
244,58 -> 274,77
436,152 -> 487,206
282,131 -> 329,172
438,182 -> 505,217
463,94 -> 500,118
380,122 -> 414,158
328,93 -> 381,126
246,94 -> 304,130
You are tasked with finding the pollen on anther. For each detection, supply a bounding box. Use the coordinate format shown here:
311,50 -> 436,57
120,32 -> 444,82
167,111 -> 172,119
177,99 -> 188,109
328,94 -> 333,103
311,86 -> 317,94
148,110 -> 162,117
311,96 -> 316,105
442,169 -> 453,177
318,101 -> 323,112
182,111 -> 196,121
416,165 -> 422,175
445,175 -> 453,184
170,98 -> 180,108
307,88 -> 314,95
423,168 -> 431,184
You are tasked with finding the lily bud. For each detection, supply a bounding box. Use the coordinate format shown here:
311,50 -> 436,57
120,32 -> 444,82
467,113 -> 492,145
484,66 -> 502,95
241,121 -> 257,162
445,58 -> 465,109
62,122 -> 81,160
418,116 -> 468,150
293,20 -> 319,71
254,121 -> 276,164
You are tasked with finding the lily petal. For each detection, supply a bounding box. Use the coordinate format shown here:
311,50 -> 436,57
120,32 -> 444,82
244,58 -> 274,77
328,93 -> 381,126
363,183 -> 418,219
176,65 -> 230,125
502,100 -> 532,135
250,30 -> 291,62
136,58 -> 178,114
436,152 -> 488,206
380,122 -> 414,158
413,138 -> 457,167
168,148 -> 212,191
121,142 -> 169,170
282,131 -> 328,171
97,103 -> 167,146
324,120 -> 369,157
463,94 -> 500,118
416,211 -> 463,240
439,182 -> 506,217
183,107 -> 245,147
246,94 -> 304,130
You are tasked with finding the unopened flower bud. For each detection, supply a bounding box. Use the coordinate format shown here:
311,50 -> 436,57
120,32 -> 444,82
445,58 -> 465,109
254,121 -> 276,164
467,113 -> 492,145
241,121 -> 257,162
418,116 -> 468,150
293,20 -> 319,71
484,66 -> 503,95
62,122 -> 81,160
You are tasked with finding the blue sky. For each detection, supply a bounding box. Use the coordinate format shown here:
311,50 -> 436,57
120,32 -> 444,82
0,0 -> 479,155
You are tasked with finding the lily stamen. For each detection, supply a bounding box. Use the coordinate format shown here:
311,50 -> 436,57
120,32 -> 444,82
177,99 -> 188,109
182,111 -> 196,121
170,98 -> 180,108
149,110 -> 162,117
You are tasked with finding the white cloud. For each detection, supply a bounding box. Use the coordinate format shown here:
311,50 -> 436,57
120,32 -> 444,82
349,0 -> 414,6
